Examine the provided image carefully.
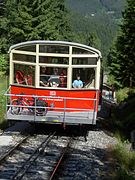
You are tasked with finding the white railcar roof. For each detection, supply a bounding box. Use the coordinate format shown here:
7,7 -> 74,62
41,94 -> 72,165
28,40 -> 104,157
8,40 -> 102,58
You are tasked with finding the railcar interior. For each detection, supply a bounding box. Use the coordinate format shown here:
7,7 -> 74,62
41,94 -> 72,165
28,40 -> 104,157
5,41 -> 101,126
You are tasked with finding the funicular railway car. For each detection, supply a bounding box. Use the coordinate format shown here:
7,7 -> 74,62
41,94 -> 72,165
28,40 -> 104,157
5,41 -> 101,126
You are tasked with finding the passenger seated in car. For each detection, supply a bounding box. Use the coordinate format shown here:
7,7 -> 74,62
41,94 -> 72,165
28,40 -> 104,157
72,75 -> 83,88
59,73 -> 67,88
49,68 -> 60,87
40,66 -> 49,87
15,70 -> 26,84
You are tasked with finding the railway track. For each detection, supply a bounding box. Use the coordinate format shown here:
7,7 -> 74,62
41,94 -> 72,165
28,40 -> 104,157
0,135 -> 30,164
12,132 -> 56,179
0,112 -> 116,180
0,132 -> 56,179
0,130 -> 74,180
49,137 -> 73,180
0,129 -> 116,180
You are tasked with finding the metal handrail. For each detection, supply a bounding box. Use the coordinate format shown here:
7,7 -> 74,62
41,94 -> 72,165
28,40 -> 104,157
5,93 -> 97,101
7,104 -> 95,111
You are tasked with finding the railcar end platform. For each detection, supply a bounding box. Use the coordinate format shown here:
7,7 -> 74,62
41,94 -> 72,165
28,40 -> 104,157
6,110 -> 97,125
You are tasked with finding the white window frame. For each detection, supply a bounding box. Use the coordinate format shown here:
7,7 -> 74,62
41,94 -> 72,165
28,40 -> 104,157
10,42 -> 101,90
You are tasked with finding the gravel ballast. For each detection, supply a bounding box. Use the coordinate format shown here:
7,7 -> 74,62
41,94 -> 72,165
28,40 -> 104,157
57,130 -> 116,180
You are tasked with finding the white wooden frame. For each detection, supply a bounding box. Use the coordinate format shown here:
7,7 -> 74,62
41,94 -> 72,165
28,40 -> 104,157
9,41 -> 101,90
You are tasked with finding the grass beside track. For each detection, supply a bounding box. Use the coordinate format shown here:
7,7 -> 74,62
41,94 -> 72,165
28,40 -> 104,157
0,75 -> 8,129
107,138 -> 135,179
104,89 -> 135,179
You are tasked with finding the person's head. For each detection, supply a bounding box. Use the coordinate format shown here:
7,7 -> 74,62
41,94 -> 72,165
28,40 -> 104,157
53,68 -> 59,75
62,69 -> 67,75
60,73 -> 64,82
76,75 -> 80,80
41,66 -> 46,73
29,66 -> 33,70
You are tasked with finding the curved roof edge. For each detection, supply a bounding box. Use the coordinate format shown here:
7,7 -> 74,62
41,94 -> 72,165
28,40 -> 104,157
8,40 -> 102,58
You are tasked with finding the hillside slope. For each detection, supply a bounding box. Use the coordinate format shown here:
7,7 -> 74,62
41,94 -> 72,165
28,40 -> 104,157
65,0 -> 126,62
66,0 -> 126,18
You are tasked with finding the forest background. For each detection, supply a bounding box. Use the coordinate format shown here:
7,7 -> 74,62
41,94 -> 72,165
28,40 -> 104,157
0,1 -> 135,177
0,0 -> 135,96
0,0 -> 135,117
0,0 -> 126,73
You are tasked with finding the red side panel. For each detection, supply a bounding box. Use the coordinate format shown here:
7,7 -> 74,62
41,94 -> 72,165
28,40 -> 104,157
10,85 -> 99,112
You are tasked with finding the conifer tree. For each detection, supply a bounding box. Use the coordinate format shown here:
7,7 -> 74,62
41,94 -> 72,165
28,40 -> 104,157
117,0 -> 135,87
107,45 -> 122,87
0,0 -> 5,17
108,0 -> 135,87
0,0 -> 72,53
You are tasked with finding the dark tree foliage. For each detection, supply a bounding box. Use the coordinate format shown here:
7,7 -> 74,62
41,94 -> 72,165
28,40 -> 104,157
107,45 -> 122,87
0,0 -> 73,53
108,0 -> 135,87
0,0 -> 5,17
117,0 -> 135,87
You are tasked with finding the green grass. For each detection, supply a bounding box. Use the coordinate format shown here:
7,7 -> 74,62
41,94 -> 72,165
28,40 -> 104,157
0,75 -> 8,91
0,75 -> 8,129
104,89 -> 135,179
112,139 -> 135,179
116,87 -> 129,103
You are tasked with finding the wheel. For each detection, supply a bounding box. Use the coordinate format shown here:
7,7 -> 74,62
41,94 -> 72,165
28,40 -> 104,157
11,99 -> 20,115
36,100 -> 48,116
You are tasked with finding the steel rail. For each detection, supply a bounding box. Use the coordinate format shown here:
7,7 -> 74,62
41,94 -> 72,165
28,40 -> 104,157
0,136 -> 29,164
12,131 -> 56,180
49,137 -> 72,180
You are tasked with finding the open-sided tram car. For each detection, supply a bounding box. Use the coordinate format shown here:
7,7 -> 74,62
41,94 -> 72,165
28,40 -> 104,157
5,41 -> 101,126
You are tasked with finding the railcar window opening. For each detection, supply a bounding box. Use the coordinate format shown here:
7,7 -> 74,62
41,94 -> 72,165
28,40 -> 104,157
39,44 -> 69,54
14,45 -> 36,52
72,67 -> 95,89
72,46 -> 96,55
39,66 -> 67,88
39,56 -> 69,64
72,57 -> 97,65
13,53 -> 36,63
13,64 -> 35,86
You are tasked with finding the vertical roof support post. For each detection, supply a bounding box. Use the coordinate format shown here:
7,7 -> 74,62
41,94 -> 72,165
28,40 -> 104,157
68,46 -> 72,89
10,52 -> 13,85
36,44 -> 39,88
95,57 -> 101,90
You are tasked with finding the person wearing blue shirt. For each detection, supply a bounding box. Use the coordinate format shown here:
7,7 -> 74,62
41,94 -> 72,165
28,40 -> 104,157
72,75 -> 83,88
